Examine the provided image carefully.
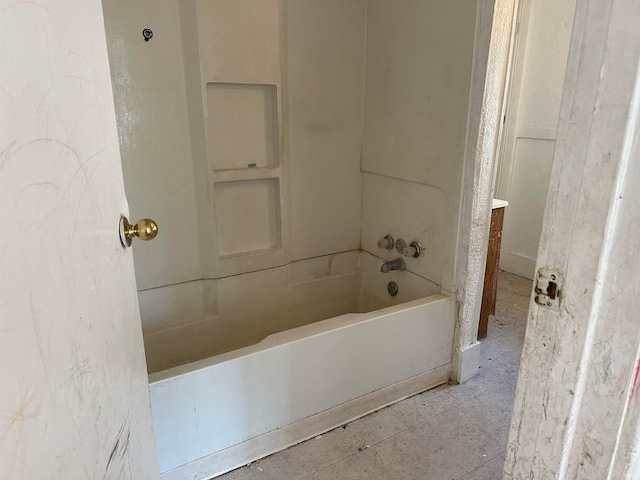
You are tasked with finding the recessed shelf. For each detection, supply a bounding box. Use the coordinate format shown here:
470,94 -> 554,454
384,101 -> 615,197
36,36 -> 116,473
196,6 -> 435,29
206,83 -> 279,171
214,178 -> 281,258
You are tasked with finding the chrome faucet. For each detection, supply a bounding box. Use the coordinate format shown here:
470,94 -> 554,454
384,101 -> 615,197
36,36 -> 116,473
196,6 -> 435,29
380,257 -> 406,273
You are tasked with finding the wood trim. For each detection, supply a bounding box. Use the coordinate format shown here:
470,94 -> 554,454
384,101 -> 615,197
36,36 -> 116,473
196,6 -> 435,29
478,206 -> 505,339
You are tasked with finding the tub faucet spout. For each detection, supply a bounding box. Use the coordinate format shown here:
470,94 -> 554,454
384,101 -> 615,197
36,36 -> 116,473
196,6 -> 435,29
380,258 -> 406,273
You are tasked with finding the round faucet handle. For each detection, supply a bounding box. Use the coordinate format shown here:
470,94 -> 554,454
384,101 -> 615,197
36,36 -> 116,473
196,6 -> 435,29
377,235 -> 395,250
403,242 -> 423,258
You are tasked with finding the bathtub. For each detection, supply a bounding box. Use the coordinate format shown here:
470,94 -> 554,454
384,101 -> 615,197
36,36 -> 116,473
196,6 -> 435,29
145,251 -> 454,479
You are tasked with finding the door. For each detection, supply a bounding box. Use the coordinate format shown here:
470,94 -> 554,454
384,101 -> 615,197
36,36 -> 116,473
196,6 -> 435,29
504,0 -> 640,477
0,1 -> 159,478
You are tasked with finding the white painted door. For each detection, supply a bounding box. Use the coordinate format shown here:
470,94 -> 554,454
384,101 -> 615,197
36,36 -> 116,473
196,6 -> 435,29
504,0 -> 640,478
0,1 -> 159,478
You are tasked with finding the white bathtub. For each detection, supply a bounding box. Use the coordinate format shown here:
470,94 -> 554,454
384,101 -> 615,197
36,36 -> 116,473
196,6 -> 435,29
145,252 -> 454,479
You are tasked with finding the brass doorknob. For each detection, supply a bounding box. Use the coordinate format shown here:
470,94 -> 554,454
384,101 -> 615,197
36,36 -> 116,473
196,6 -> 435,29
119,215 -> 158,247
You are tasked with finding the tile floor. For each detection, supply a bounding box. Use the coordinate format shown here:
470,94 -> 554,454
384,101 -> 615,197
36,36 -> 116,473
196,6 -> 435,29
215,272 -> 533,480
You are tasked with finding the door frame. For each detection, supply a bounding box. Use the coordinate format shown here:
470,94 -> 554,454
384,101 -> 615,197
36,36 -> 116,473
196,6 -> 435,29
504,0 -> 640,476
452,0 -> 518,382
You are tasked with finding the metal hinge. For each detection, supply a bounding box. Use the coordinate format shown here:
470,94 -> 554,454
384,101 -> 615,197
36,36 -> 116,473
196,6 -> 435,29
534,267 -> 562,310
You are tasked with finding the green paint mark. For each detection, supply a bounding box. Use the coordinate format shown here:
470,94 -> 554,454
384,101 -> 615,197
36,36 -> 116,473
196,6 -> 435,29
247,163 -> 257,168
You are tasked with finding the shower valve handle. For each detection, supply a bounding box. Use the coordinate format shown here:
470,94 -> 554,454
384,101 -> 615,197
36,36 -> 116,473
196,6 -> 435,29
377,235 -> 395,250
403,242 -> 423,258
119,215 -> 158,247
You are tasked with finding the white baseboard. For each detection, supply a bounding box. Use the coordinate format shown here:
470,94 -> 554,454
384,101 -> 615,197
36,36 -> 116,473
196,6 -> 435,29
499,250 -> 536,280
452,341 -> 481,383
161,364 -> 451,480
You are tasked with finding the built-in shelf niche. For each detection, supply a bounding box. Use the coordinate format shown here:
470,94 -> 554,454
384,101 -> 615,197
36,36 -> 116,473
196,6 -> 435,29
206,82 -> 279,171
214,178 -> 281,258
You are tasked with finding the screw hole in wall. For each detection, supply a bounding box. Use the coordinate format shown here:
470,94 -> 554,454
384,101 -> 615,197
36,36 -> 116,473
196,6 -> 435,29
142,28 -> 153,41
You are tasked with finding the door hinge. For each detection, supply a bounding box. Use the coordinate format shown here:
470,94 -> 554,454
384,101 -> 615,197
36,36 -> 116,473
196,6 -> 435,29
534,267 -> 562,310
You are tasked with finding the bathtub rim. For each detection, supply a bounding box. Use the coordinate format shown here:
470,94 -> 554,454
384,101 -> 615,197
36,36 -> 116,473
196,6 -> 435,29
148,292 -> 449,384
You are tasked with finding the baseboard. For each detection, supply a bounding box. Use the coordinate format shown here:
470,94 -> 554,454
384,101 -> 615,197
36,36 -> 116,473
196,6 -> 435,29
160,363 -> 451,480
499,250 -> 536,280
452,341 -> 481,383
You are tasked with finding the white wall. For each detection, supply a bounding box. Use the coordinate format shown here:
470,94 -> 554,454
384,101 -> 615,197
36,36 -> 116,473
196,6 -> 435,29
361,0 -> 478,291
104,0 -> 480,331
103,0 -> 366,331
496,0 -> 576,279
103,1 -> 204,291
287,0 -> 365,260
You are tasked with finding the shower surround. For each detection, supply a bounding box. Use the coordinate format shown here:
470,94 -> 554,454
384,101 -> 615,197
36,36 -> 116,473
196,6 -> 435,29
103,0 -> 478,477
